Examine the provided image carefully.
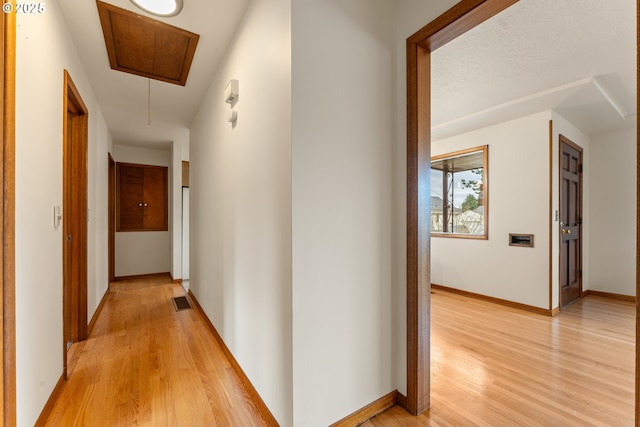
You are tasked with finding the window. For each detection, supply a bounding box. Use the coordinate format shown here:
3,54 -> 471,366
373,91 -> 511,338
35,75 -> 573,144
430,145 -> 488,239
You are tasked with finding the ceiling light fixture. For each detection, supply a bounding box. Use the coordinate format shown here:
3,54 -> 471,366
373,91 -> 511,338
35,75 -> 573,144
129,0 -> 183,17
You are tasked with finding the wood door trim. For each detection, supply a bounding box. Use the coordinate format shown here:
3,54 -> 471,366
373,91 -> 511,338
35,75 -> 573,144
636,3 -> 640,424
405,0 -> 518,415
1,1 -> 16,424
558,134 -> 583,309
182,161 -> 189,187
408,0 -> 519,50
62,70 -> 89,379
64,70 -> 88,115
108,153 -> 115,283
549,120 -> 554,312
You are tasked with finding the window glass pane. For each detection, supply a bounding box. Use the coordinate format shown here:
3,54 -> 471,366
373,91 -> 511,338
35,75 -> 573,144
430,146 -> 487,238
430,168 -> 444,232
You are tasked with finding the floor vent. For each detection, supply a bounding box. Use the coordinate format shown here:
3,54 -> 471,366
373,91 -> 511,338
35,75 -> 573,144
172,296 -> 192,311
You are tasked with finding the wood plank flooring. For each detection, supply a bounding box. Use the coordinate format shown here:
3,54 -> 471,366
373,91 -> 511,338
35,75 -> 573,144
366,290 -> 635,427
43,277 -> 270,427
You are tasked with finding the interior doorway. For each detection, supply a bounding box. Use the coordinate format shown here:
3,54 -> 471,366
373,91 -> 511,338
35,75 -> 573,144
559,135 -> 583,308
407,0 -> 638,422
405,0 -> 519,414
62,70 -> 89,378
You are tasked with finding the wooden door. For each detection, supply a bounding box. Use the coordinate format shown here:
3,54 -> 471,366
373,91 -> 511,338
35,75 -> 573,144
116,162 -> 168,231
142,166 -> 167,230
559,135 -> 582,308
62,71 -> 88,378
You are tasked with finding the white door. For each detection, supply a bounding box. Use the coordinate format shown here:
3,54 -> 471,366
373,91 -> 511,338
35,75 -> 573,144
182,187 -> 190,282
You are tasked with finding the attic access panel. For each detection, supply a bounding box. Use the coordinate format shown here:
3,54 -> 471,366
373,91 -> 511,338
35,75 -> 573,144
97,1 -> 199,86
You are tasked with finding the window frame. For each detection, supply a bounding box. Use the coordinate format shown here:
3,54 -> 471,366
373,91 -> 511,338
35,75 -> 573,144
431,145 -> 489,240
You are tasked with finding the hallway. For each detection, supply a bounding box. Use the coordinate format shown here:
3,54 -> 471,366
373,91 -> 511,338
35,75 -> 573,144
42,277 -> 271,426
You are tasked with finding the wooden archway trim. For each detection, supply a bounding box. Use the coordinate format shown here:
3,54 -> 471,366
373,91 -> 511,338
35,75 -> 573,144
636,2 -> 639,425
1,1 -> 16,425
62,70 -> 89,379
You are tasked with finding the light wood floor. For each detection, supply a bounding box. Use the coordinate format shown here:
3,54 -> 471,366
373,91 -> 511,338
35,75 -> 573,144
43,280 -> 635,426
366,290 -> 635,427
43,277 -> 270,427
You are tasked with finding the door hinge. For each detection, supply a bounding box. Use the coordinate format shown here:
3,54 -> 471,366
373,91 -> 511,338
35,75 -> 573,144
578,164 -> 583,173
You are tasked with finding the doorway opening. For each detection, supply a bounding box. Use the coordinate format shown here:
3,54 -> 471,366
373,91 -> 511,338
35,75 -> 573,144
406,0 -> 638,422
405,0 -> 519,414
62,70 -> 89,379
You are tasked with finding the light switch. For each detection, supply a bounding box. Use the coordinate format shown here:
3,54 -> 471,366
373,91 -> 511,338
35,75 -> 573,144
54,205 -> 62,229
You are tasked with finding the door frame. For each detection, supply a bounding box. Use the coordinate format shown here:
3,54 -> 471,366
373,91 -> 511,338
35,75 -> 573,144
406,0 -> 639,423
108,153 -> 115,284
62,70 -> 88,378
1,1 -> 16,424
405,0 -> 518,414
558,135 -> 583,309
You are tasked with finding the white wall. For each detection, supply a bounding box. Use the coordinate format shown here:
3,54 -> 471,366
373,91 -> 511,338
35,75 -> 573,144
292,1 -> 400,425
88,111 -> 113,317
178,138 -> 189,288
431,112 -> 552,309
113,144 -> 171,277
15,0 -> 111,424
190,1 -> 468,424
550,112 -> 591,308
589,126 -> 636,296
170,132 -> 189,281
189,0 -> 292,424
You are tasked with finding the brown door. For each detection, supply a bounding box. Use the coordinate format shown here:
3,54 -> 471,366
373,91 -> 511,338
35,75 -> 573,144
559,135 -> 582,309
62,71 -> 88,378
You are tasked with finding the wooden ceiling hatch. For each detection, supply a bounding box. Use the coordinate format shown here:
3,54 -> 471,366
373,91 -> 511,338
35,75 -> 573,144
96,1 -> 199,86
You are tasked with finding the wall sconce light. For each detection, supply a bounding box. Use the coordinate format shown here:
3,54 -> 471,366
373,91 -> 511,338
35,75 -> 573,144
225,79 -> 239,104
225,79 -> 239,124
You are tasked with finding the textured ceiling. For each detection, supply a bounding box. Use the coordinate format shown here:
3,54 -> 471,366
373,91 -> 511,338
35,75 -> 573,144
58,0 -> 251,148
431,0 -> 636,140
58,0 -> 635,147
